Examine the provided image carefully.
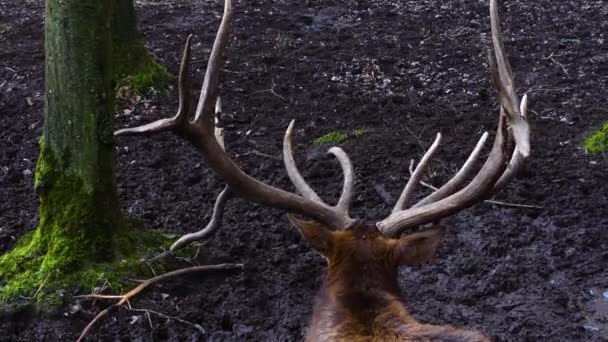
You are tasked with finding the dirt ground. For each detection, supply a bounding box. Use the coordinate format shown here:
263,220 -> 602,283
1,0 -> 608,341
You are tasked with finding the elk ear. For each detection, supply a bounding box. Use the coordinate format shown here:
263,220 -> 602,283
394,224 -> 446,265
288,214 -> 334,256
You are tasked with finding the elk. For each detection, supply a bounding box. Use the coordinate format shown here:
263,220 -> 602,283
116,0 -> 529,340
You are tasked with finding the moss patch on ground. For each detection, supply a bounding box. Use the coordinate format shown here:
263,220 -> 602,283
353,128 -> 367,137
113,39 -> 170,95
314,128 -> 367,145
0,23 -> 11,35
584,122 -> 608,154
115,57 -> 170,94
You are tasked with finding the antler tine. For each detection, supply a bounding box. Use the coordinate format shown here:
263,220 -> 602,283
493,146 -> 522,191
283,120 -> 323,203
414,132 -> 489,207
283,121 -> 356,226
492,93 -> 528,191
170,185 -> 233,251
328,147 -> 354,215
116,0 -> 356,230
115,35 -> 193,136
520,92 -> 529,119
392,133 -> 441,212
490,0 -> 529,158
377,0 -> 529,237
214,97 -> 225,150
169,98 -> 229,252
193,0 -> 232,124
378,115 -> 512,237
175,34 -> 194,126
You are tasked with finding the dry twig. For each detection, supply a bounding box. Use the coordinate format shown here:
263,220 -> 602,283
252,79 -> 285,100
238,149 -> 282,161
543,52 -> 569,76
76,263 -> 244,342
128,307 -> 206,333
416,178 -> 542,210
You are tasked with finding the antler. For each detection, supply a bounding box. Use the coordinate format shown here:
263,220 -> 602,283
115,0 -> 355,231
376,0 -> 530,237
283,120 -> 355,225
116,0 -> 530,243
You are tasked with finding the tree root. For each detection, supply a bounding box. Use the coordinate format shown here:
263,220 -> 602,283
76,263 -> 244,341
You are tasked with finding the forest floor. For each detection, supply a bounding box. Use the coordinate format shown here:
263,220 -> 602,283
1,0 -> 608,341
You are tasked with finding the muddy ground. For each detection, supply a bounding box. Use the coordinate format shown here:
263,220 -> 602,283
1,0 -> 608,341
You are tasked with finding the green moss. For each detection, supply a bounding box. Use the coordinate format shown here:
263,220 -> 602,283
315,131 -> 349,145
0,227 -> 177,306
115,58 -> 170,95
0,24 -> 11,35
0,232 -> 41,301
0,138 -> 186,307
314,128 -> 368,145
353,128 -> 367,137
113,39 -> 170,95
33,137 -> 121,269
584,122 -> 608,154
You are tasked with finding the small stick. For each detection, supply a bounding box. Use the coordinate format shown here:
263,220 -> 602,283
19,276 -> 47,300
75,294 -> 125,300
484,199 -> 543,210
239,149 -> 282,161
252,79 -> 285,100
143,310 -> 154,328
145,250 -> 170,263
526,85 -> 572,94
402,124 -> 428,156
76,263 -> 244,342
543,52 -> 569,76
417,179 -> 542,210
128,307 -> 206,333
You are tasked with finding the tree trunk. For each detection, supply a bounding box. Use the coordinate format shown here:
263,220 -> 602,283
113,0 -> 139,44
0,0 -> 127,302
111,0 -> 169,91
41,0 -> 123,265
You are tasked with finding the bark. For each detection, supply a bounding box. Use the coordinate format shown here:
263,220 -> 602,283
112,0 -> 139,44
111,0 -> 168,89
0,0 -> 172,305
0,0 -> 126,303
41,0 -> 124,266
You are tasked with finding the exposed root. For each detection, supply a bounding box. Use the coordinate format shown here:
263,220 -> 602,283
76,263 -> 244,342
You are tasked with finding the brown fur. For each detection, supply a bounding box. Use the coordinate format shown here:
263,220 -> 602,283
288,218 -> 490,342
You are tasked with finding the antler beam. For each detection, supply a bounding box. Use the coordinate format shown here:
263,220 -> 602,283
376,0 -> 530,237
115,0 -> 355,231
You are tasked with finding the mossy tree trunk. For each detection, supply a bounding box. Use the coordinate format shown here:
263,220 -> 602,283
112,0 -> 169,91
42,0 -> 123,269
0,0 -> 129,303
113,0 -> 139,45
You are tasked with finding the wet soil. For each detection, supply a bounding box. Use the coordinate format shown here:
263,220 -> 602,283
1,0 -> 608,341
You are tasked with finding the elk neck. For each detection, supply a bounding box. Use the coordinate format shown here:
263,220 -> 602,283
312,223 -> 415,332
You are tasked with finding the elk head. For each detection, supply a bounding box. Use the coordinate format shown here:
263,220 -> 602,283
116,0 -> 529,340
288,216 -> 446,293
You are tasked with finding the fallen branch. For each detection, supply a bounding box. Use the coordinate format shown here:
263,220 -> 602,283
76,263 -> 244,342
